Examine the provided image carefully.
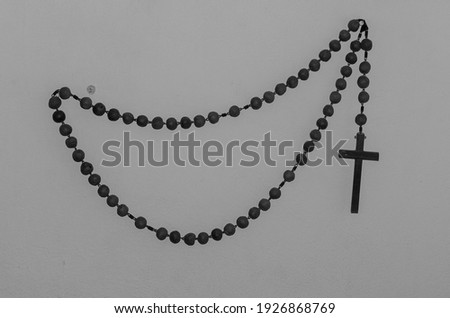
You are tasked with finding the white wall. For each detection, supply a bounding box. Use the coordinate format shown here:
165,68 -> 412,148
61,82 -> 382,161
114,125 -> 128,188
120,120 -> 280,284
1,0 -> 449,297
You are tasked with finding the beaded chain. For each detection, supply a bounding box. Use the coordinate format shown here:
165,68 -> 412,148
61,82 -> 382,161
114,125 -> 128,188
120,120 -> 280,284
48,19 -> 373,246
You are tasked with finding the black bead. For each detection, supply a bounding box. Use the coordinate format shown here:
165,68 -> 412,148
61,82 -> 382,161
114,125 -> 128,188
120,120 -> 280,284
303,140 -> 315,153
248,207 -> 260,220
274,83 -> 287,96
258,198 -> 271,211
166,117 -> 178,130
269,187 -> 281,200
93,103 -> 106,116
283,170 -> 295,182
65,136 -> 77,148
169,230 -> 181,244
49,96 -> 62,109
59,87 -> 71,100
286,76 -> 298,88
355,113 -> 367,126
357,75 -> 370,89
80,97 -> 92,110
310,129 -> 322,141
348,19 -> 360,32
208,111 -> 220,124
122,112 -> 134,125
263,91 -> 275,103
360,38 -> 373,51
193,115 -> 206,127
329,40 -> 341,52
323,104 -> 334,117
184,233 -> 196,246
88,174 -> 101,186
335,78 -> 347,90
135,216 -> 147,229
72,149 -> 85,162
107,195 -> 119,207
250,96 -> 263,109
340,66 -> 352,78
316,117 -> 328,130
180,116 -> 192,129
52,110 -> 66,123
350,40 -> 361,52
339,29 -> 351,42
296,153 -> 308,166
107,108 -> 120,121
309,59 -> 320,72
97,185 -> 110,197
117,204 -> 129,217
236,216 -> 249,229
224,223 -> 236,236
136,115 -> 149,127
156,227 -> 168,240
151,116 -> 164,129
197,232 -> 209,245
211,228 -> 223,241
319,49 -> 331,62
359,61 -> 371,74
358,91 -> 370,103
330,91 -> 342,104
345,52 -> 358,65
229,105 -> 240,117
298,68 -> 309,81
80,162 -> 93,175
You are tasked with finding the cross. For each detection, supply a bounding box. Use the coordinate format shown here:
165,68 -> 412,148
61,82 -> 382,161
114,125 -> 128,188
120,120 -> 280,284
338,132 -> 379,213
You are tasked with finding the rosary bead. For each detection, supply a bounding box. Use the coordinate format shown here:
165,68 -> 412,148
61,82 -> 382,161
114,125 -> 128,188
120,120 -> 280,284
80,97 -> 92,110
49,96 -> 62,109
117,204 -> 129,217
350,40 -> 361,52
269,187 -> 281,199
107,108 -> 120,121
250,96 -> 263,109
236,216 -> 249,229
156,227 -> 168,240
309,59 -> 320,72
303,140 -> 315,153
197,232 -> 209,245
98,185 -> 110,197
329,40 -> 341,52
65,136 -> 77,148
93,103 -> 106,116
166,117 -> 178,130
88,173 -> 101,186
211,228 -> 223,241
193,115 -> 206,127
248,207 -> 260,220
184,233 -> 196,246
208,111 -> 220,124
169,230 -> 181,243
298,68 -> 309,81
348,19 -> 360,32
335,78 -> 347,90
339,29 -> 351,42
72,149 -> 85,162
274,83 -> 287,96
229,105 -> 240,117
340,65 -> 352,78
355,113 -> 367,126
180,116 -> 192,129
357,75 -> 370,89
323,104 -> 334,117
345,52 -> 358,65
316,117 -> 328,130
329,91 -> 342,104
286,76 -> 298,88
319,49 -> 331,62
283,170 -> 295,182
52,110 -> 66,123
310,129 -> 322,141
135,216 -> 147,229
107,195 -> 119,207
358,91 -> 370,103
59,87 -> 71,100
359,61 -> 371,74
224,223 -> 236,236
80,162 -> 93,175
258,198 -> 271,211
296,153 -> 308,166
136,115 -> 149,127
263,91 -> 275,103
150,116 -> 163,129
360,38 -> 373,51
122,112 -> 134,125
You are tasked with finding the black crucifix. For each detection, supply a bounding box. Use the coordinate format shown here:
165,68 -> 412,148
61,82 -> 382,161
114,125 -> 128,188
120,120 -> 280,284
339,132 -> 379,213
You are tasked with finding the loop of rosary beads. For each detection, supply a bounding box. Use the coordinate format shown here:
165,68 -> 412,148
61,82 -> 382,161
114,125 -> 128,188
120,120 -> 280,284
49,19 -> 370,246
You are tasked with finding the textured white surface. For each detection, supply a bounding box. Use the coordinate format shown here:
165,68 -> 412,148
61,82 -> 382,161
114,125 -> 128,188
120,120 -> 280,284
1,0 -> 450,297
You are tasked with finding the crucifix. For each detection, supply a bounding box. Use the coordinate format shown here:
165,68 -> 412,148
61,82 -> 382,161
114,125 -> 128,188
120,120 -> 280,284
339,132 -> 379,213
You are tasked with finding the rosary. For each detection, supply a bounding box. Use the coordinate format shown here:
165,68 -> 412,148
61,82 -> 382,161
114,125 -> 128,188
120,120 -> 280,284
48,19 -> 379,246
